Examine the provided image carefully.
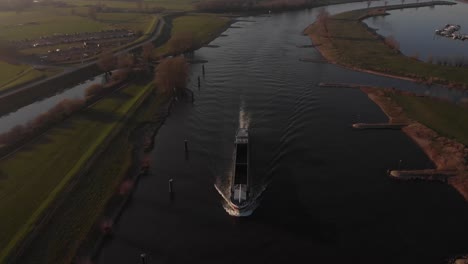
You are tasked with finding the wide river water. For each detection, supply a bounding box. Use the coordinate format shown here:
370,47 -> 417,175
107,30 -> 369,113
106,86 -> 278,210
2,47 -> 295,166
97,1 -> 468,263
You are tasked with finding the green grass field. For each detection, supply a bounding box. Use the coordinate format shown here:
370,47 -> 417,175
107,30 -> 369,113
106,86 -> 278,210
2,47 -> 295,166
306,2 -> 468,87
0,82 -> 153,262
62,0 -> 196,11
155,14 -> 230,55
0,7 -> 155,41
391,95 -> 468,146
0,62 -> 60,92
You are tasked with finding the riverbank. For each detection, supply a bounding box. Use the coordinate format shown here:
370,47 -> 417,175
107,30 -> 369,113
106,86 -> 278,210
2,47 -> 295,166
304,1 -> 468,90
360,87 -> 468,200
0,11 -> 231,262
154,13 -> 233,57
16,85 -> 172,264
0,81 -> 154,263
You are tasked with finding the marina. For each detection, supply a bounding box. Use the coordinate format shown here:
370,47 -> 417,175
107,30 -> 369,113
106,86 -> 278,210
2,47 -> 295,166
435,24 -> 468,40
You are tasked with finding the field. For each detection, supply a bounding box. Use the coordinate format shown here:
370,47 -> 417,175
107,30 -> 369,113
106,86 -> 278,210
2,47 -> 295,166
0,82 -> 153,262
17,86 -> 169,264
0,62 -> 59,92
391,95 -> 468,146
155,14 -> 231,55
305,2 -> 468,88
0,8 -> 155,41
62,0 -> 196,11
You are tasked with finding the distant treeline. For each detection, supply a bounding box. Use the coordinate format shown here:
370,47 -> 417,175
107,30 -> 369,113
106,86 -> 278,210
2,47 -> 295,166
195,0 -> 325,13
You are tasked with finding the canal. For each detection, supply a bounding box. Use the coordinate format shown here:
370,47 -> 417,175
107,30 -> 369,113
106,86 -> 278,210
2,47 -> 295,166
97,1 -> 468,263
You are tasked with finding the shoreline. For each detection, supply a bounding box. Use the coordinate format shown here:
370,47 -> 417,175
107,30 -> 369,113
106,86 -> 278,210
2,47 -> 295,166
360,86 -> 468,200
304,1 -> 468,92
73,17 -> 236,262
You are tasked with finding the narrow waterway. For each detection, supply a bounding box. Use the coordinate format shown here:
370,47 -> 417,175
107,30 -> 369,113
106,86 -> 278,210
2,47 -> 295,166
0,75 -> 103,133
97,1 -> 468,264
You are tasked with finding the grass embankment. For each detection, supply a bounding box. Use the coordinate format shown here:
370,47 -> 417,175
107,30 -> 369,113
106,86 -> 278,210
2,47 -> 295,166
17,86 -> 169,264
390,95 -> 468,146
361,87 -> 468,199
0,62 -> 59,92
305,1 -> 468,89
155,14 -> 231,56
0,82 -> 153,263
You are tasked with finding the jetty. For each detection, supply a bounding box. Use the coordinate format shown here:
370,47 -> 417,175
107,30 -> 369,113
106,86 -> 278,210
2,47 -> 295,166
389,169 -> 457,182
352,122 -> 408,129
318,82 -> 363,89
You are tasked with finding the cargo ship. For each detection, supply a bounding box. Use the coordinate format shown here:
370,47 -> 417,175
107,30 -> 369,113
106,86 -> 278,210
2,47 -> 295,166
230,128 -> 250,209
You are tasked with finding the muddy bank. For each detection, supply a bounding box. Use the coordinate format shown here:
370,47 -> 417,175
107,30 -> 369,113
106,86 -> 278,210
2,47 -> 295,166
360,87 -> 468,200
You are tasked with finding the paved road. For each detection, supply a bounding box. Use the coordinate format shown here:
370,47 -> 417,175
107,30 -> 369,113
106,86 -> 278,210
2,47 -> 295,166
0,16 -> 166,100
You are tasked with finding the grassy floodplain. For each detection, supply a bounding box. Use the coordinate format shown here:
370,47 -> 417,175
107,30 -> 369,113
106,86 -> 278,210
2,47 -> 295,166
17,87 -> 169,264
305,1 -> 468,88
0,8 -> 156,41
0,62 -> 59,92
0,82 -> 153,262
390,95 -> 468,146
62,0 -> 196,11
155,14 -> 231,55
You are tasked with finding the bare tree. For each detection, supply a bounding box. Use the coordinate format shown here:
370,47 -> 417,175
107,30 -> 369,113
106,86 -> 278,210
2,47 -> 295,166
384,35 -> 400,50
169,32 -> 195,54
97,51 -> 115,72
154,56 -> 189,96
118,53 -> 135,69
317,8 -> 330,36
426,54 -> 433,64
88,6 -> 98,21
142,42 -> 155,62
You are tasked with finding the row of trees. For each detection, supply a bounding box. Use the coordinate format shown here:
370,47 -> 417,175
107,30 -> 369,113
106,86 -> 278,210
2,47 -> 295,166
384,35 -> 400,51
154,56 -> 189,98
316,8 -> 330,36
0,38 -> 192,148
0,98 -> 85,146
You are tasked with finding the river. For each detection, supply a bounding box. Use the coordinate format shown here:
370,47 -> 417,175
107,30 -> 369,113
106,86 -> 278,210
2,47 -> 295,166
97,1 -> 468,264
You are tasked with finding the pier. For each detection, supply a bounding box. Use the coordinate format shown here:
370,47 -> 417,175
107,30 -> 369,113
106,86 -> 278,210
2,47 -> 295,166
318,82 -> 363,89
389,169 -> 457,182
352,122 -> 408,129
